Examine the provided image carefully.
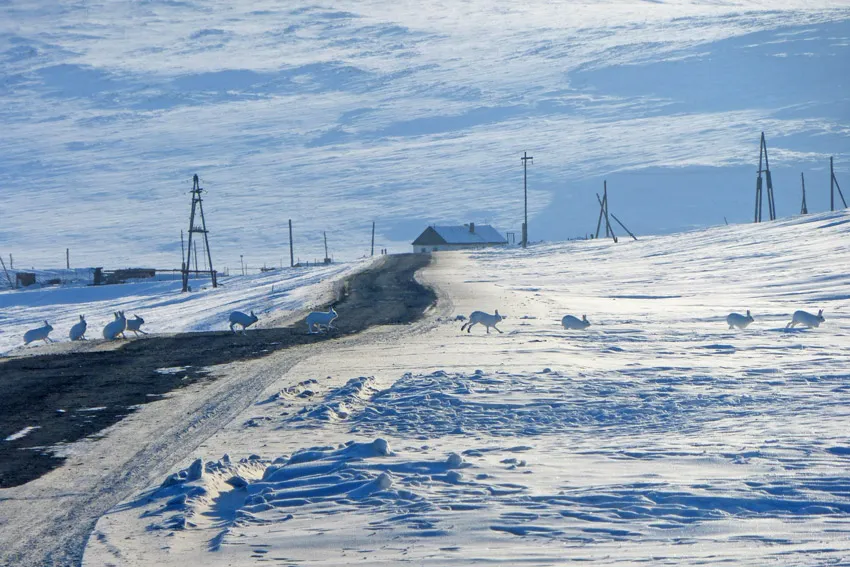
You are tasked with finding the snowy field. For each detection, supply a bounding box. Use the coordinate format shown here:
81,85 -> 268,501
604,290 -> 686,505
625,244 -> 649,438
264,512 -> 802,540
0,259 -> 371,356
83,211 -> 850,566
2,0 -> 849,266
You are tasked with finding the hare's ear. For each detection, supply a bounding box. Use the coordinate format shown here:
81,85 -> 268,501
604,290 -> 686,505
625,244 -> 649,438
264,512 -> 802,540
818,309 -> 823,316
746,310 -> 750,316
44,320 -> 49,326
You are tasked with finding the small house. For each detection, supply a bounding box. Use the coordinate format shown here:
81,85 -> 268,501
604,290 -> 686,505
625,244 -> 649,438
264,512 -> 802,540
411,223 -> 507,253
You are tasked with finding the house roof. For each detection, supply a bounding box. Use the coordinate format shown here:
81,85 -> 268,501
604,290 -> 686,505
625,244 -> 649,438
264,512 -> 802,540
412,224 -> 506,246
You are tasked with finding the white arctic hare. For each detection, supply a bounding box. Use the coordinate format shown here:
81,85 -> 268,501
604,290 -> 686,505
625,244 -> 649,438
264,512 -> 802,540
460,310 -> 503,334
726,310 -> 754,330
69,315 -> 88,341
103,311 -> 127,340
24,320 -> 54,345
562,314 -> 591,330
786,309 -> 824,329
306,307 -> 338,334
126,314 -> 147,336
230,310 -> 258,334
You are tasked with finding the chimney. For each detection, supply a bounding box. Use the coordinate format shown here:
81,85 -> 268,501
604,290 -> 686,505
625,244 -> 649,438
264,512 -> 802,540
469,222 -> 475,233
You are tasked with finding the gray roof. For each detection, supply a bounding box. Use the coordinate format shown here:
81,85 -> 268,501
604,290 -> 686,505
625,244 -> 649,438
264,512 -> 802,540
415,224 -> 506,245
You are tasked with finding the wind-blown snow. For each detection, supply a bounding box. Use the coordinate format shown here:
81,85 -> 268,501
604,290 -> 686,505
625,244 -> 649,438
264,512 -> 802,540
1,1 -> 848,267
84,211 -> 850,566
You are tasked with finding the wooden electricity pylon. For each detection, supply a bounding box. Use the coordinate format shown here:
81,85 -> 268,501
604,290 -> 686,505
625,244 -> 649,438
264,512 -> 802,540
182,174 -> 217,292
595,192 -> 617,243
593,181 -> 636,242
521,151 -> 533,248
754,132 -> 776,222
831,156 -> 847,211
800,172 -> 808,215
595,180 -> 612,239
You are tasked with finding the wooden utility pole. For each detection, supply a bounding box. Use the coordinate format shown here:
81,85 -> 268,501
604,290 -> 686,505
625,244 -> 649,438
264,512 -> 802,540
66,248 -> 70,270
801,172 -> 808,215
323,231 -> 330,263
595,181 -> 611,239
289,219 -> 294,267
603,182 -> 611,238
371,221 -> 375,257
9,254 -> 12,270
521,151 -> 533,248
754,132 -> 776,222
0,255 -> 13,288
182,174 -> 217,291
610,213 -> 637,241
595,192 -> 617,243
831,156 -> 847,210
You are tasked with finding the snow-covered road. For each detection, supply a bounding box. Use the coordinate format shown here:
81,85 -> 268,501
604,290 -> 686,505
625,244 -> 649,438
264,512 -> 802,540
79,211 -> 850,566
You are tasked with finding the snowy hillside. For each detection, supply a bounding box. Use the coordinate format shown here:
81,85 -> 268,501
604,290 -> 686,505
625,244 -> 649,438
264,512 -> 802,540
0,259 -> 371,356
83,211 -> 850,566
2,1 -> 849,267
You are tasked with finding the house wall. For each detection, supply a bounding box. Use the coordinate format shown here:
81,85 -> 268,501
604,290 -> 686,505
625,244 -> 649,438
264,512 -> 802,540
411,243 -> 506,253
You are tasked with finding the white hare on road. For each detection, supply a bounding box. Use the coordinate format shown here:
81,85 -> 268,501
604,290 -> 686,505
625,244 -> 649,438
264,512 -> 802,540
461,310 -> 503,334
230,310 -> 258,334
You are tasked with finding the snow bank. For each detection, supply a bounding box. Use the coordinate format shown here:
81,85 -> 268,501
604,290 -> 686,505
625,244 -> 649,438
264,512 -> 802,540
84,212 -> 850,565
0,260 -> 371,355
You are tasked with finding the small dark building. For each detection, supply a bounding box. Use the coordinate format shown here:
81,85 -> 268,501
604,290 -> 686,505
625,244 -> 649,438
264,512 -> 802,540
15,272 -> 36,287
412,223 -> 507,253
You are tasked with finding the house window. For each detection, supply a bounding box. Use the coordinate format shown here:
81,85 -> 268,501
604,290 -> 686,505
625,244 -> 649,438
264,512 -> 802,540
421,248 -> 426,253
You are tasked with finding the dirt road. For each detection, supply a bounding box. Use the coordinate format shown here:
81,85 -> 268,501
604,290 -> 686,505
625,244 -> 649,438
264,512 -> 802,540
0,253 -> 434,488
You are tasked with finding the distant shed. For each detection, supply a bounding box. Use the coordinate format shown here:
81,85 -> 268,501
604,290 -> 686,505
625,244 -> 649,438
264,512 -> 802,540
15,272 -> 36,287
412,223 -> 507,253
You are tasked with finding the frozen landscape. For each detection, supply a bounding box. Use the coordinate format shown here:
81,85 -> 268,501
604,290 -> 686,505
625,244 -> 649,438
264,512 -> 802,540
2,0 -> 850,565
70,210 -> 850,566
1,0 -> 849,266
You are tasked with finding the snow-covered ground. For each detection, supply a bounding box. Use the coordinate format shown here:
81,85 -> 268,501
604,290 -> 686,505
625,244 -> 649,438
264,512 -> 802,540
0,259 -> 372,356
82,211 -> 850,566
